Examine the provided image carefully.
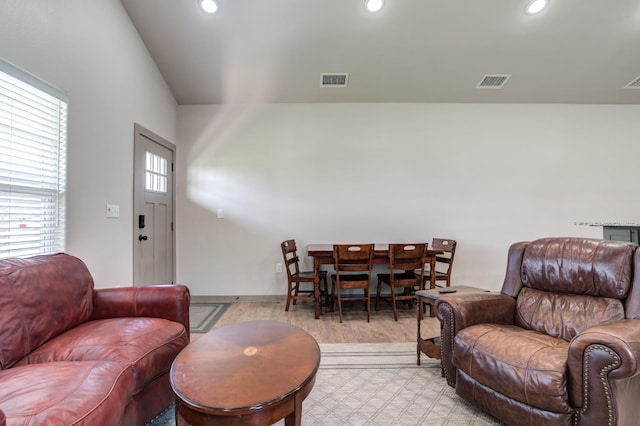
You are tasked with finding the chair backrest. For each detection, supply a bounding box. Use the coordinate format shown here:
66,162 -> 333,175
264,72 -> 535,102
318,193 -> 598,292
431,238 -> 457,274
388,243 -> 428,280
333,244 -> 374,274
281,239 -> 301,279
506,237 -> 637,341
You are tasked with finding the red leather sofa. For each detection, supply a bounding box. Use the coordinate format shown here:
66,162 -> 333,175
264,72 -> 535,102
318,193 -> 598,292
0,253 -> 190,426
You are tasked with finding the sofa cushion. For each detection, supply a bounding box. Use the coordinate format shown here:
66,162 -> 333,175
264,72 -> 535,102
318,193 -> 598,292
0,253 -> 94,369
453,323 -> 571,414
16,317 -> 188,395
0,361 -> 133,426
515,287 -> 625,341
521,238 -> 634,299
517,238 -> 632,340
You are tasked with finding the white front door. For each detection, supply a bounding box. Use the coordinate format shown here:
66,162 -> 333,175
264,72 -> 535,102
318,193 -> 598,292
133,124 -> 175,285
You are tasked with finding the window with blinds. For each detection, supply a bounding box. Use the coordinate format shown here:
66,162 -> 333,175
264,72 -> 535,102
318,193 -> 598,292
0,59 -> 68,258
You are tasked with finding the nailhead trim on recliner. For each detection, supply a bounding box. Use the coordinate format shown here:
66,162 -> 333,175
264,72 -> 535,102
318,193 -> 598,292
574,344 -> 620,426
437,302 -> 454,385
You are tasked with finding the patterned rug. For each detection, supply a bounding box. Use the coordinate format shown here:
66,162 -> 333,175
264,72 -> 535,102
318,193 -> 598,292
188,303 -> 229,334
152,343 -> 503,425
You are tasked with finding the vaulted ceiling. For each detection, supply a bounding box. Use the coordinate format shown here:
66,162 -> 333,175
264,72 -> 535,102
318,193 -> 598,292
120,0 -> 640,105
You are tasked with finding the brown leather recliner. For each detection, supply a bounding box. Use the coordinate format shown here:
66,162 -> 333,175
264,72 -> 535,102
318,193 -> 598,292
435,237 -> 640,426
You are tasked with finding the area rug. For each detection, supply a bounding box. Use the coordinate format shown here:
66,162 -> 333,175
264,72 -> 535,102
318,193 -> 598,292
151,343 -> 503,425
189,303 -> 229,334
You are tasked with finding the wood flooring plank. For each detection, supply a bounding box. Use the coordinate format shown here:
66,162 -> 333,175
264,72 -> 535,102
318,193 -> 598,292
202,300 -> 440,344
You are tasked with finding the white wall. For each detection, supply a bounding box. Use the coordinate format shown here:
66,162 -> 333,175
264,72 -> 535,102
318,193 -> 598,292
0,0 -> 177,287
177,103 -> 640,295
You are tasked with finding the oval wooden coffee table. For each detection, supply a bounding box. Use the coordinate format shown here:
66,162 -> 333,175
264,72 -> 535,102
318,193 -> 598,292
170,320 -> 320,426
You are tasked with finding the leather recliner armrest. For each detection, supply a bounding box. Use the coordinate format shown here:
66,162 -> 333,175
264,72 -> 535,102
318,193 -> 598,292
92,284 -> 191,338
435,292 -> 516,387
567,319 -> 640,425
435,292 -> 516,331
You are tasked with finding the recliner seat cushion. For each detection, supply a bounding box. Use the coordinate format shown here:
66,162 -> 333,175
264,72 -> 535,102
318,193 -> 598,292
453,323 -> 571,414
16,317 -> 188,395
0,361 -> 133,426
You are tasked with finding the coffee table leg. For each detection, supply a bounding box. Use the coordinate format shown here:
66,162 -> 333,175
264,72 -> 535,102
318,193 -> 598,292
284,393 -> 303,426
175,401 -> 189,426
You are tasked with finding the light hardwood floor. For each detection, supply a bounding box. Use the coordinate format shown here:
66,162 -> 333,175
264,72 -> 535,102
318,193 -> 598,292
201,299 -> 441,344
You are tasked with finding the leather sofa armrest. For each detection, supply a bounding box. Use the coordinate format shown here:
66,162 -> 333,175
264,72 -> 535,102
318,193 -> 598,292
93,285 -> 191,338
435,292 -> 516,387
567,319 -> 640,425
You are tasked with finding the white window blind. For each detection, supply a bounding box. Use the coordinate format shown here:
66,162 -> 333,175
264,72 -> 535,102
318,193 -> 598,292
0,59 -> 68,258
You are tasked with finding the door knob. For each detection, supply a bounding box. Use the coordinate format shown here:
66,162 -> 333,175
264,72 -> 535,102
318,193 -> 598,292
138,235 -> 148,241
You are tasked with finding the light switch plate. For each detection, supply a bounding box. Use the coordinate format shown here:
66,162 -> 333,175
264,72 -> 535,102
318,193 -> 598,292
106,204 -> 120,218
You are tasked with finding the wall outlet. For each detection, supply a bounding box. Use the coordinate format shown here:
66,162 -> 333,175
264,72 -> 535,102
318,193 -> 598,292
275,263 -> 283,273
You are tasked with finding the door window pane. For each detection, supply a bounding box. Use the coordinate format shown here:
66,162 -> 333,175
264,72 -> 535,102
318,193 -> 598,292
145,151 -> 168,193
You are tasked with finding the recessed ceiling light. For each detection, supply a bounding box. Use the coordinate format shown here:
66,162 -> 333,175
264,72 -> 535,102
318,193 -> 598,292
365,0 -> 384,13
525,0 -> 549,15
199,0 -> 218,14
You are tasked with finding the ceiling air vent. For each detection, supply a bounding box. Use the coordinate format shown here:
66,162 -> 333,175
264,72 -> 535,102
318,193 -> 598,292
624,76 -> 640,89
476,74 -> 511,89
320,73 -> 349,87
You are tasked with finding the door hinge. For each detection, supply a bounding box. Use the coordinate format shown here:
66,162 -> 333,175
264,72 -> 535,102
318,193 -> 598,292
171,162 -> 174,172
171,222 -> 174,231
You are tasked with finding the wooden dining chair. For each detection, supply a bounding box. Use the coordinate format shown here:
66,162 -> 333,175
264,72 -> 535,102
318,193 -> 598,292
425,238 -> 457,288
375,243 -> 428,321
331,244 -> 375,323
281,239 -> 328,312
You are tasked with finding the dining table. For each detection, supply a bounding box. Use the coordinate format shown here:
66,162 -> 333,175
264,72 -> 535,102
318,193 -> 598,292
306,243 -> 443,319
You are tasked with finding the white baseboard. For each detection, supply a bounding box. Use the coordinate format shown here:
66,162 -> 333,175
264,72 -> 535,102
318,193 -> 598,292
191,295 -> 285,303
